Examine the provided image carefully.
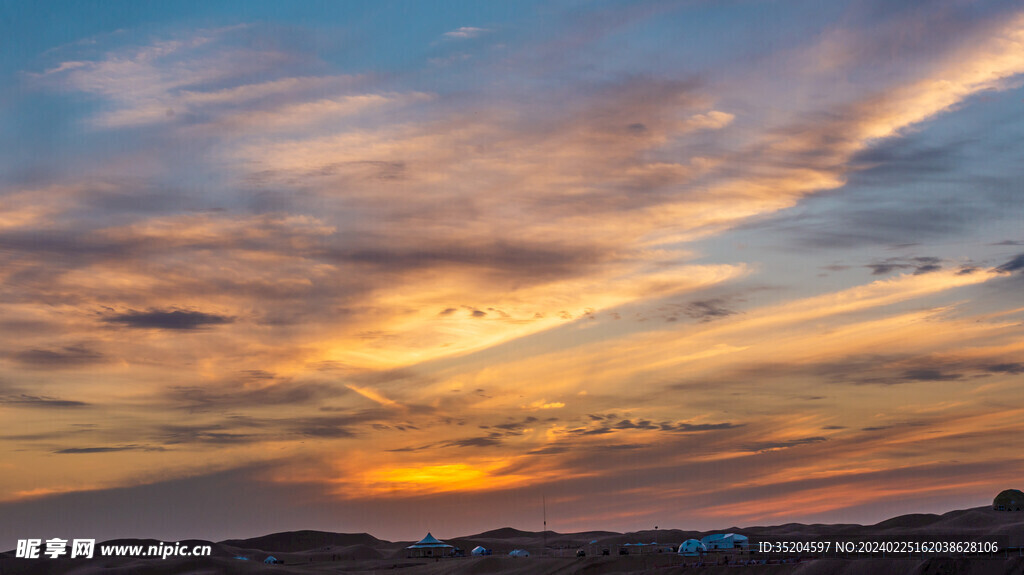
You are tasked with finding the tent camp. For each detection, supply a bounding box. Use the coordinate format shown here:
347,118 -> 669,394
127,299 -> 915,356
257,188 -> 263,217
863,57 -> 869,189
678,539 -> 707,556
700,533 -> 749,550
406,533 -> 455,558
508,549 -> 530,558
470,546 -> 491,556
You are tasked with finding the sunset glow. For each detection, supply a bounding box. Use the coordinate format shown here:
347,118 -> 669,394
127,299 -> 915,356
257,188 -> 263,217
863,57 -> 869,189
2,0 -> 1024,544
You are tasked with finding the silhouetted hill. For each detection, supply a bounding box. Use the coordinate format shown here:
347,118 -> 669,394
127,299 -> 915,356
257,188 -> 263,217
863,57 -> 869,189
872,512 -> 942,530
468,527 -> 542,539
220,530 -> 383,552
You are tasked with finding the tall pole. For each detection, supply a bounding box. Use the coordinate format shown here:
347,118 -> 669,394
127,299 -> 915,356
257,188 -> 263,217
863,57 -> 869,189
543,495 -> 547,557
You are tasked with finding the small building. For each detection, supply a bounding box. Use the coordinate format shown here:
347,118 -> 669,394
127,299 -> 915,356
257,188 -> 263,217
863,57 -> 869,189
994,489 -> 1024,511
678,539 -> 707,556
406,533 -> 455,558
700,533 -> 749,550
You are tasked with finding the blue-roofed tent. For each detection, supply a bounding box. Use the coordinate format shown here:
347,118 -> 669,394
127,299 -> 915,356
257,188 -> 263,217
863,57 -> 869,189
678,539 -> 707,556
406,532 -> 455,558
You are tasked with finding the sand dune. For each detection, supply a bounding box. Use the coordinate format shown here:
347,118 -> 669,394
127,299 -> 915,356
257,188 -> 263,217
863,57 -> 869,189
3,506 -> 1023,574
221,530 -> 384,552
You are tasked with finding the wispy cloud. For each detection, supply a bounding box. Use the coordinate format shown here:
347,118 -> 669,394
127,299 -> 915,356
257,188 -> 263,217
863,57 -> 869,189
56,445 -> 164,454
0,394 -> 90,408
442,26 -> 490,39
11,346 -> 105,368
995,253 -> 1024,273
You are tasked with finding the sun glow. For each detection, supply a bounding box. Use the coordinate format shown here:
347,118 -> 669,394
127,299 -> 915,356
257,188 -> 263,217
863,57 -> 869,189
356,462 -> 531,496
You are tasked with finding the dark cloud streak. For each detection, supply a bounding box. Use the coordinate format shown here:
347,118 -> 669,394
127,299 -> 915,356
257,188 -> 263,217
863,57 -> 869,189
683,299 -> 738,322
12,346 -> 105,368
0,394 -> 90,408
105,309 -> 234,330
55,445 -> 164,454
995,253 -> 1024,274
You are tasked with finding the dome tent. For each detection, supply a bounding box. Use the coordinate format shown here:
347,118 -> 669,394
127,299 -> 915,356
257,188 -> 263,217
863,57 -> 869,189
508,549 -> 530,557
470,546 -> 490,556
994,489 -> 1024,511
678,539 -> 706,556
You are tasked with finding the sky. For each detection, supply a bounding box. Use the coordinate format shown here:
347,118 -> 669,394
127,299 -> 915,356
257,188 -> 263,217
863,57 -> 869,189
1,0 -> 1023,545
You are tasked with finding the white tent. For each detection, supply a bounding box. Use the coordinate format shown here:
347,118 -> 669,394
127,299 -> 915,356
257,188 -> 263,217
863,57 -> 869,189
263,555 -> 280,564
700,533 -> 749,550
508,549 -> 530,558
677,539 -> 706,556
471,546 -> 490,556
728,534 -> 750,549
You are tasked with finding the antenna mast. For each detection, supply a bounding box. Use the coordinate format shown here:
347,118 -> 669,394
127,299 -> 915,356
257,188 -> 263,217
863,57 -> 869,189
542,495 -> 547,556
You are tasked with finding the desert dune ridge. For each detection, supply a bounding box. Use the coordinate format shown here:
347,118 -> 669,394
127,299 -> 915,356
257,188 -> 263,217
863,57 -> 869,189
3,506 -> 1024,574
